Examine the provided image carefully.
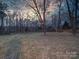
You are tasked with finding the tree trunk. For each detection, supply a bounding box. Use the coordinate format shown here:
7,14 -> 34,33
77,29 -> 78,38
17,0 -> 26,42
43,0 -> 46,35
58,0 -> 62,32
0,17 -> 4,34
66,0 -> 73,33
66,0 -> 78,35
73,0 -> 78,35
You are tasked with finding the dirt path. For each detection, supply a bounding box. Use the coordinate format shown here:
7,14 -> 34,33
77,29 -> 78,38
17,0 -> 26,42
4,35 -> 22,59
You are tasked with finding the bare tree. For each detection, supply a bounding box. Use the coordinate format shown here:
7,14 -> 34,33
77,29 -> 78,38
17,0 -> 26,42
73,0 -> 78,35
0,2 -> 7,34
24,0 -> 47,35
56,0 -> 63,31
24,0 -> 60,35
66,0 -> 78,35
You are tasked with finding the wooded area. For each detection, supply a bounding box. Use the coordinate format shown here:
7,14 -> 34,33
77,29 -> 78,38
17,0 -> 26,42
0,0 -> 79,35
0,0 -> 79,59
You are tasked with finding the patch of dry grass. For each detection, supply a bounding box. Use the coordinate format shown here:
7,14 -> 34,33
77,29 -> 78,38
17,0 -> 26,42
0,34 -> 21,59
20,32 -> 79,59
0,32 -> 79,59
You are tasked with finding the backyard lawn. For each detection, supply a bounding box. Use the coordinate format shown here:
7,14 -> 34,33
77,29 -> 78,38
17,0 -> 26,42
0,32 -> 79,59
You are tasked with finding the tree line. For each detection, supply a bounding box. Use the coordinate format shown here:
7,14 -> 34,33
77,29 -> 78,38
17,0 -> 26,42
0,0 -> 79,35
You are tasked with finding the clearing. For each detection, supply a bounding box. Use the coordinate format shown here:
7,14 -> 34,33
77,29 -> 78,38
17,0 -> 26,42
0,32 -> 79,59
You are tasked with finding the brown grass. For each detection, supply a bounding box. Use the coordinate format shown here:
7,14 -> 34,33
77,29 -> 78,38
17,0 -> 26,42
0,32 -> 79,59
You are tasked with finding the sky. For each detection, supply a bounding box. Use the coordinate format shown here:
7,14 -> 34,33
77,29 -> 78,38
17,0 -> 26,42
1,0 -> 64,20
2,0 -> 26,10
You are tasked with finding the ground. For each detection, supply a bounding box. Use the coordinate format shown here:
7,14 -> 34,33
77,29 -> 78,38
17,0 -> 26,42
0,32 -> 79,59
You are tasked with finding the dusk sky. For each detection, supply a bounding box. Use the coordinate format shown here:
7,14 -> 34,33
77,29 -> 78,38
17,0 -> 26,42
1,0 -> 66,19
